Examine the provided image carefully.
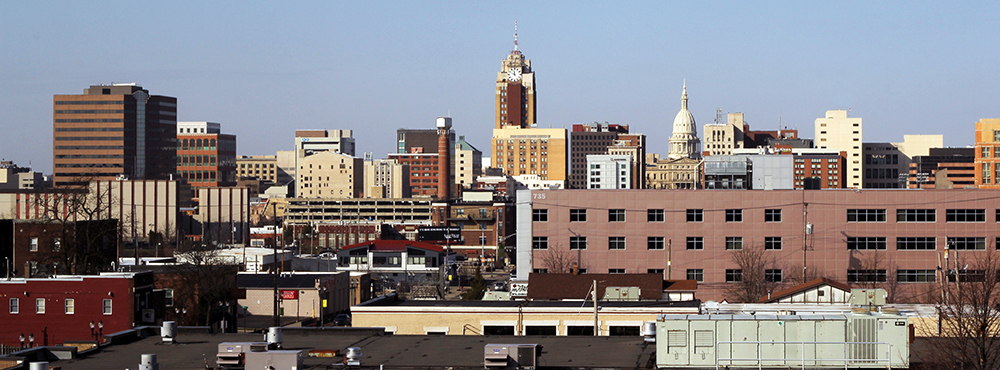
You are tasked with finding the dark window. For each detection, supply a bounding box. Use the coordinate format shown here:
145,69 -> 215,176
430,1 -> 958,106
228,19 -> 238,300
847,269 -> 887,283
765,209 -> 781,222
686,209 -> 703,222
897,237 -> 936,250
847,237 -> 887,250
608,268 -> 626,274
532,268 -> 548,273
948,237 -> 986,250
647,237 -> 665,250
647,269 -> 664,274
848,209 -> 887,222
570,236 -> 588,250
897,269 -> 936,283
532,209 -> 548,222
647,209 -> 665,222
726,269 -> 743,283
609,209 -> 626,222
948,270 -> 987,283
608,237 -> 626,250
532,237 -> 548,250
946,209 -> 986,222
686,237 -> 703,250
525,326 -> 557,335
725,237 -> 743,250
896,209 -> 935,222
566,326 -> 594,336
764,237 -> 782,250
570,209 -> 587,222
687,269 -> 704,282
765,269 -> 783,283
725,209 -> 743,222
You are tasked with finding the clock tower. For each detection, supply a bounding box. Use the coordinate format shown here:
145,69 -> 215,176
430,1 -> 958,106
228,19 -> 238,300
495,22 -> 535,130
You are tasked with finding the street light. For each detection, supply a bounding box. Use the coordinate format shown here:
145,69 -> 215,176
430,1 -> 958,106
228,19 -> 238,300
175,307 -> 187,325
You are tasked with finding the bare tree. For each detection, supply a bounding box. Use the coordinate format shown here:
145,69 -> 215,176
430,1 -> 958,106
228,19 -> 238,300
849,250 -> 901,303
168,244 -> 239,326
28,182 -> 119,275
538,244 -> 577,274
725,245 -> 780,303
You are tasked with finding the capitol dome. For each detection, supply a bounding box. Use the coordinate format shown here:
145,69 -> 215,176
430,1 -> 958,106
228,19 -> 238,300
668,82 -> 701,159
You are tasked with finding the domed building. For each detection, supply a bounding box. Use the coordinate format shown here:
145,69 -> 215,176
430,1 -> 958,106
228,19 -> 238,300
646,83 -> 702,189
668,82 -> 701,159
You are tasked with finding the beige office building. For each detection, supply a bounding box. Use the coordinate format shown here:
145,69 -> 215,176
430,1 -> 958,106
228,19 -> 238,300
703,113 -> 747,156
455,136 -> 482,189
296,151 -> 363,198
815,110 -> 862,188
493,127 -> 568,183
363,159 -> 410,198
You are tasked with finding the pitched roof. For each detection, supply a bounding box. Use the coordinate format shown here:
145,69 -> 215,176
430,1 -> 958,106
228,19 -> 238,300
340,239 -> 444,252
526,273 -> 689,300
760,277 -> 852,303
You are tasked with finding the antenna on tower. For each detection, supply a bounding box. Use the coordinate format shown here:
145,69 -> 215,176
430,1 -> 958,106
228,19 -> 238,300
513,20 -> 519,52
715,108 -> 723,124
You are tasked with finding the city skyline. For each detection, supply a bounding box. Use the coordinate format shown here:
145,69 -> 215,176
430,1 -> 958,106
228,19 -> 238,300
2,2 -> 999,174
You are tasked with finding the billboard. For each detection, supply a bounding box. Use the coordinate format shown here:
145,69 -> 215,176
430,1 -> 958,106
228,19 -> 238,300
418,226 -> 462,242
280,290 -> 299,300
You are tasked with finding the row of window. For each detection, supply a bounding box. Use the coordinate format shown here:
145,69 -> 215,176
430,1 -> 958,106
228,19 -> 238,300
532,236 -> 999,251
8,298 -> 112,315
530,268 -> 958,284
532,208 -> 998,223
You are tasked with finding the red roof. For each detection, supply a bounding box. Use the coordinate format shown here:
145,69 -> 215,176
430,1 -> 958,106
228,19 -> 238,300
340,239 -> 444,252
760,277 -> 851,303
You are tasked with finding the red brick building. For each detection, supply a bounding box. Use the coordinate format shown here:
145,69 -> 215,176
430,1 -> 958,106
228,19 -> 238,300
388,153 -> 440,197
0,271 -> 156,347
177,122 -> 237,190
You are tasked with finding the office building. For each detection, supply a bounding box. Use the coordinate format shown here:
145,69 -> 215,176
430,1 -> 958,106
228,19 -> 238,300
293,130 -> 355,196
53,84 -> 177,187
454,136 -> 482,189
975,118 -> 1000,188
176,122 -> 237,189
586,155 -> 632,189
363,158 -> 410,198
908,148 -> 975,189
295,151 -> 363,198
237,155 -> 287,184
703,112 -> 746,156
569,123 -> 645,189
494,26 -> 535,130
815,110 -> 862,188
862,135 -> 942,189
0,161 -> 43,190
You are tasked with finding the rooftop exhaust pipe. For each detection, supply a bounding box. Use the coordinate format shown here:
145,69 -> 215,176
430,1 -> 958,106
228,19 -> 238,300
139,354 -> 159,370
161,321 -> 177,343
29,362 -> 48,370
267,327 -> 283,349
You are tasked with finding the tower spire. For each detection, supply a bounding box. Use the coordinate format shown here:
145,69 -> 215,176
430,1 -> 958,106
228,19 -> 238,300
681,80 -> 688,110
513,20 -> 519,52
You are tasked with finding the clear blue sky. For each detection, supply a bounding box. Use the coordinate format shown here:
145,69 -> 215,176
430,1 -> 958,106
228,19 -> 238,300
2,1 -> 998,174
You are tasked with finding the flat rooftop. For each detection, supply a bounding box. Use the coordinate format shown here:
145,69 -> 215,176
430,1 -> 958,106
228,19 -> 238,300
49,328 -> 655,369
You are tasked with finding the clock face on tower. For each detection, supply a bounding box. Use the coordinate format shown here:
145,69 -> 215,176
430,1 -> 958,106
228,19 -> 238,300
506,67 -> 522,82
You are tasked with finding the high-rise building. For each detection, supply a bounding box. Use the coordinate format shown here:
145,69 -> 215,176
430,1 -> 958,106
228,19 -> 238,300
176,122 -> 237,189
862,135 -> 941,189
455,136 -> 482,189
667,83 -> 701,160
53,84 -> 177,187
909,148 -> 975,189
586,154 -> 632,189
703,112 -> 746,156
569,122 -> 629,189
975,119 -> 1000,188
293,130 -> 355,196
494,24 -> 535,130
815,110 -> 862,188
296,151 -> 363,198
363,158 -> 410,198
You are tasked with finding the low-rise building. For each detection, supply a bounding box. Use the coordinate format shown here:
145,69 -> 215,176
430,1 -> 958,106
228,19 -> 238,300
237,272 -> 350,321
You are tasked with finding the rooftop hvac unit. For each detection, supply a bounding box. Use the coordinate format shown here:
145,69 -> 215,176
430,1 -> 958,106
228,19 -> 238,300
139,354 -> 159,370
245,350 -> 303,370
603,286 -> 641,301
217,342 -> 267,368
484,344 -> 539,369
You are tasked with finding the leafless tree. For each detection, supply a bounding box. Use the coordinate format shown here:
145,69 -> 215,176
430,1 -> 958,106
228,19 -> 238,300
914,250 -> 1000,370
168,244 -> 239,326
29,181 -> 119,275
850,250 -> 901,303
538,244 -> 578,274
725,244 -> 780,303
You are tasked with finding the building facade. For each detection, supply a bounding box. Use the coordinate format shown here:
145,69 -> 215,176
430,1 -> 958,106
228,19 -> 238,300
494,27 -> 535,130
586,155 -> 632,189
516,188 -> 1000,302
176,122 -> 237,189
388,153 -> 440,197
908,148 -> 975,189
569,123 -> 629,189
645,155 -> 700,190
815,110 -> 862,188
667,83 -> 701,160
363,159 -> 410,198
975,118 -> 1000,188
862,135 -> 942,189
53,84 -> 177,187
454,136 -> 482,190
703,112 -> 746,156
237,155 -> 292,185
492,127 -> 568,183
293,130 -> 355,196
295,151 -> 363,198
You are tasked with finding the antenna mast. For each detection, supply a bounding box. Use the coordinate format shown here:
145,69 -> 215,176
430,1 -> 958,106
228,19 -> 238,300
513,20 -> 519,53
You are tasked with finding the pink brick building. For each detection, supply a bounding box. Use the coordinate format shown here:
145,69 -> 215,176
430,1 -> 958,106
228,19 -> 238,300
517,189 -> 1000,302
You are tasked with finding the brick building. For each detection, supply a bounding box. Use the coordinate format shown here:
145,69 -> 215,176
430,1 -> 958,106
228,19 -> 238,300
516,188 -> 1000,302
176,122 -> 237,190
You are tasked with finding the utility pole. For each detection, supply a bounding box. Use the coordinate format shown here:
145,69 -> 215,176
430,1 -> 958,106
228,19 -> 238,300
667,239 -> 672,280
592,280 -> 598,336
272,202 -> 280,328
802,199 -> 809,282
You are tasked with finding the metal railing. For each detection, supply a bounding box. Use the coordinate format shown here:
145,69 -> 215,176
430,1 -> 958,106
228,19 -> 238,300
714,341 -> 893,370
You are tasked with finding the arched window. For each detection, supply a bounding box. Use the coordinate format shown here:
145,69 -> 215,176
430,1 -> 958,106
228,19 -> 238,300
210,139 -> 216,150
182,139 -> 188,150
196,139 -> 203,150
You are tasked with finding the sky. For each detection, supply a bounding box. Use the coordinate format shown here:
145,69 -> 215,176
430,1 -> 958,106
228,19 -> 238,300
2,1 -> 999,174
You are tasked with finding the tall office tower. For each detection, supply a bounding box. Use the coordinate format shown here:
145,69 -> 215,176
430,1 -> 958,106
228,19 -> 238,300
815,110 -> 862,188
363,158 -> 410,198
703,112 -> 746,156
53,84 -> 177,187
569,123 -> 628,189
667,82 -> 701,160
176,122 -> 237,189
454,136 -> 482,189
975,118 -> 1000,188
495,23 -> 535,130
293,129 -> 355,196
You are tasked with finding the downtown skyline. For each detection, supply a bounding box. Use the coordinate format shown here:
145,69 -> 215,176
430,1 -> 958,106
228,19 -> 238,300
2,1 -> 999,174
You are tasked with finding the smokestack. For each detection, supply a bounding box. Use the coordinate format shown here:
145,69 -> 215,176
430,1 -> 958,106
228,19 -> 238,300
436,117 -> 452,200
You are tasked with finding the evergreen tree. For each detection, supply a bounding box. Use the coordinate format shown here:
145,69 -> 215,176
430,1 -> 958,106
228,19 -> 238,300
461,266 -> 487,300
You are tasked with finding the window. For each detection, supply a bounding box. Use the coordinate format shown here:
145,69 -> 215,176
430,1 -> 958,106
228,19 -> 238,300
764,237 -> 783,250
847,237 -> 887,250
897,209 -> 935,222
949,270 -> 987,282
948,237 -> 986,250
533,268 -> 548,274
764,209 -> 782,222
532,209 -> 548,222
647,209 -> 664,222
687,269 -> 704,282
9,298 -> 18,314
30,237 -> 38,251
570,209 -> 587,222
647,237 -> 665,250
103,299 -> 112,315
65,298 -> 75,314
686,209 -> 703,222
897,269 -> 936,283
686,237 -> 704,250
725,209 -> 742,222
570,236 -> 588,250
847,209 -> 886,222
608,237 -> 626,250
897,237 -> 936,250
847,269 -> 887,283
35,298 -> 44,314
726,269 -> 743,283
946,209 -> 986,222
648,269 -> 665,274
765,269 -> 783,283
608,209 -> 626,222
532,237 -> 548,250
608,268 -> 626,274
725,237 -> 743,250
